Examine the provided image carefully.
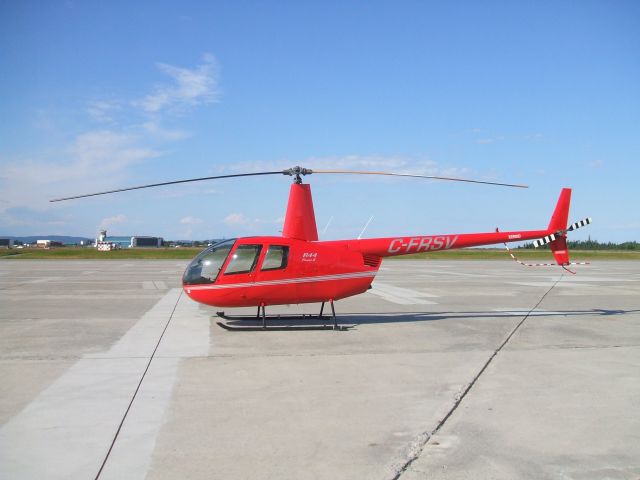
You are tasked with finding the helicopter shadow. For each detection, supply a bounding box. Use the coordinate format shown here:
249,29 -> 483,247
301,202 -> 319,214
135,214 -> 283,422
216,308 -> 639,330
337,308 -> 640,326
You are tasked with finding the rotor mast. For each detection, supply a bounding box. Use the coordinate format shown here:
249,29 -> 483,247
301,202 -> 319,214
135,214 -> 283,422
281,181 -> 318,241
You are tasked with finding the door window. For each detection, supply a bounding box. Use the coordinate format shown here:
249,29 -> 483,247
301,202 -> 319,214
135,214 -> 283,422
261,245 -> 289,271
224,245 -> 262,275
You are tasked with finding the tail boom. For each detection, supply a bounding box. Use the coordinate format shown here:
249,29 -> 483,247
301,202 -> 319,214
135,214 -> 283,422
323,188 -> 591,266
327,228 -> 553,258
322,187 -> 587,268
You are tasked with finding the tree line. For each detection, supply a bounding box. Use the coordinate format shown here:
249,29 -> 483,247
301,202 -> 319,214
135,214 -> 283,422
518,240 -> 639,250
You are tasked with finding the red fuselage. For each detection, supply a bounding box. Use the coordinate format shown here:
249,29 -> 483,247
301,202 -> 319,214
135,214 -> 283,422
182,227 -> 550,308
182,184 -> 572,308
183,236 -> 379,307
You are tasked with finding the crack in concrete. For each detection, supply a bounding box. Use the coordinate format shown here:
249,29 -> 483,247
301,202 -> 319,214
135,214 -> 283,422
391,275 -> 565,480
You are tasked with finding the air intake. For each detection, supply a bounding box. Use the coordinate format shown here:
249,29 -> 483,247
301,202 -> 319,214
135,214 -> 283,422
362,254 -> 381,268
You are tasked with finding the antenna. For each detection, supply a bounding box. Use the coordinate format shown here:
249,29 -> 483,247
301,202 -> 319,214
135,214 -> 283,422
357,215 -> 374,240
321,216 -> 334,235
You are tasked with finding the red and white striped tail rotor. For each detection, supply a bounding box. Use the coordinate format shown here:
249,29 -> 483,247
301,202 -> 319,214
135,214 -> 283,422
533,233 -> 557,248
505,217 -> 592,274
532,217 -> 592,248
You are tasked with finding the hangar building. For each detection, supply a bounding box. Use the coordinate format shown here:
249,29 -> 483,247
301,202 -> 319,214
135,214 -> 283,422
96,231 -> 164,248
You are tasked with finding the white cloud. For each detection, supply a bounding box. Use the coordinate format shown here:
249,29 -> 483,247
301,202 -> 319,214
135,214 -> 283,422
220,213 -> 283,231
99,214 -> 126,230
1,53 -> 221,236
220,155 -> 470,179
141,121 -> 191,141
523,133 -> 544,140
0,206 -> 69,229
223,213 -> 248,226
221,155 -> 411,174
71,130 -> 160,172
0,130 -> 160,214
468,131 -> 544,144
476,136 -> 504,145
589,159 -> 604,168
154,185 -> 221,199
136,53 -> 219,114
87,100 -> 122,123
180,216 -> 203,225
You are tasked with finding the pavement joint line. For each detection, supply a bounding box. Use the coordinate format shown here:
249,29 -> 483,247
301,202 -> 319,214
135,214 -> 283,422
391,273 -> 565,480
93,289 -> 184,480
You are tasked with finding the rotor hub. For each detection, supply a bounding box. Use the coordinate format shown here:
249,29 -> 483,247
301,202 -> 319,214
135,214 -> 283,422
283,166 -> 313,184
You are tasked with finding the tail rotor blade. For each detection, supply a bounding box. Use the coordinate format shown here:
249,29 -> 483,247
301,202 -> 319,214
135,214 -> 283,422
567,217 -> 592,232
533,233 -> 556,248
532,217 -> 593,248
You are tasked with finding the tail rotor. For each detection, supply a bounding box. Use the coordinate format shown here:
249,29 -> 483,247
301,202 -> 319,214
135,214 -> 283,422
504,187 -> 592,274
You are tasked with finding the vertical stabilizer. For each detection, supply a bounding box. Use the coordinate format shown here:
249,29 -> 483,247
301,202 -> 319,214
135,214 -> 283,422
548,188 -> 571,231
282,183 -> 318,241
548,188 -> 572,265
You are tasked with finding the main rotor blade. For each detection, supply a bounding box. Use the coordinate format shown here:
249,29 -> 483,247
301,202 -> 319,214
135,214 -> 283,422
310,169 -> 528,188
49,171 -> 285,202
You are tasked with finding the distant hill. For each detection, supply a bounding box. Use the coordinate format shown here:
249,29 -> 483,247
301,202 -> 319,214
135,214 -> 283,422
0,235 -> 94,245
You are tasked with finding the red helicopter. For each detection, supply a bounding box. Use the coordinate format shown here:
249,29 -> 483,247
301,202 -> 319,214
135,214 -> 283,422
52,166 -> 591,330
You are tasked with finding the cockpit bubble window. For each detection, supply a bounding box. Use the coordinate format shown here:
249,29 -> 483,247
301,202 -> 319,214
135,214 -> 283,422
261,245 -> 289,271
224,244 -> 262,275
182,239 -> 235,285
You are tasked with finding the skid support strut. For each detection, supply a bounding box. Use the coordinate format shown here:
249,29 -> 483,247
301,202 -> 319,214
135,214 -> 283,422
330,299 -> 337,330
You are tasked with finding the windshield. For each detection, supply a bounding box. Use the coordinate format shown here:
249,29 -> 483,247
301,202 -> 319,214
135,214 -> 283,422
182,239 -> 236,285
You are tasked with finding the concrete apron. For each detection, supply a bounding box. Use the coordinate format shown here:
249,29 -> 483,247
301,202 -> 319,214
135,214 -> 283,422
0,289 -> 209,480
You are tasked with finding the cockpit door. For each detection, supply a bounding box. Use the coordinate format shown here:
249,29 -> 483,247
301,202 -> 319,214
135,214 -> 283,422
218,244 -> 263,304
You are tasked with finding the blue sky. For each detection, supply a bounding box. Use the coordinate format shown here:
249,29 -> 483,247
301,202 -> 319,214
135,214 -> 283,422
1,1 -> 638,242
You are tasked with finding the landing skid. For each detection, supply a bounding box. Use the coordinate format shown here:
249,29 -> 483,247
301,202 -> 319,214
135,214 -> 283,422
216,321 -> 345,331
215,301 -> 350,331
